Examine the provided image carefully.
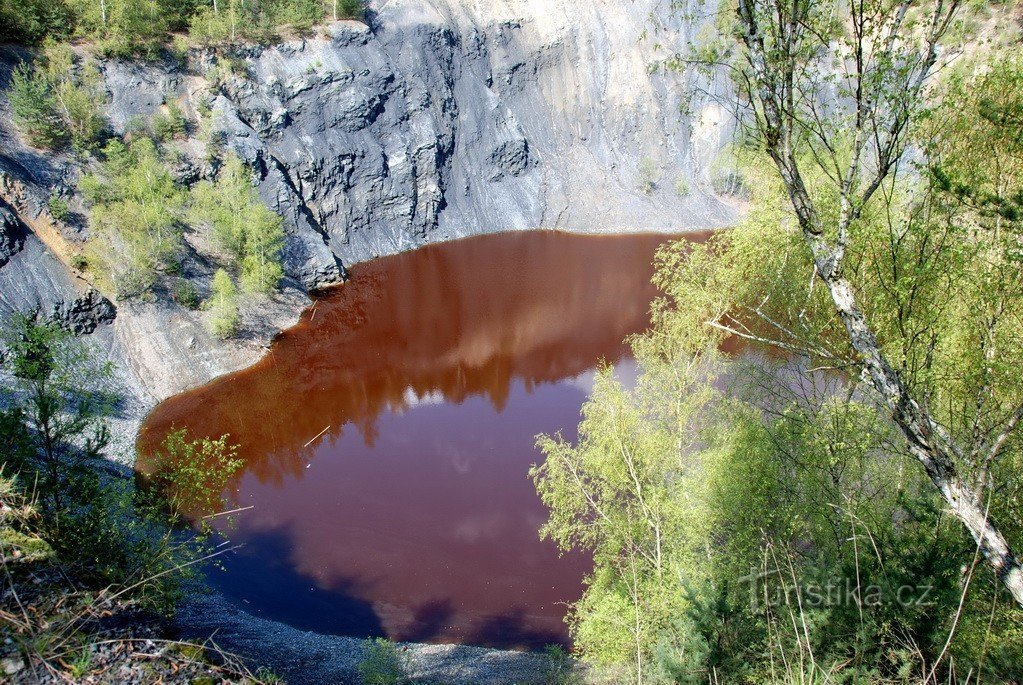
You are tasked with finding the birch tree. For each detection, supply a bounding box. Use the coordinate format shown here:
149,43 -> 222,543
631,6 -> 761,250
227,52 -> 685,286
724,0 -> 1023,605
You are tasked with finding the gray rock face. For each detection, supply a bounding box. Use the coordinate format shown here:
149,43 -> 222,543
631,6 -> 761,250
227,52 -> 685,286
0,200 -> 26,267
93,0 -> 736,291
212,1 -> 734,272
50,288 -> 116,334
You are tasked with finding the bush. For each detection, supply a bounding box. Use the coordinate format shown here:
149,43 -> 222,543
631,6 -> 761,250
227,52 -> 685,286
148,428 -> 243,522
83,137 -> 186,297
329,0 -> 366,20
638,157 -> 658,194
540,645 -> 581,685
0,406 -> 34,476
48,192 -> 71,222
152,100 -> 187,141
357,638 -> 407,685
8,61 -> 64,148
173,278 -> 201,309
191,153 -> 285,294
206,268 -> 240,338
82,0 -> 171,58
7,44 -> 107,152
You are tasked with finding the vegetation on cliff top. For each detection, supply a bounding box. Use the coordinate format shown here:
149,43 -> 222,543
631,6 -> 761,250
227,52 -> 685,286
1,0 -> 367,56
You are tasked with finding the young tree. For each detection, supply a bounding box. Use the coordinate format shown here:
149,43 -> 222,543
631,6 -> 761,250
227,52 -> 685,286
724,0 -> 1023,606
84,137 -> 186,297
0,315 -> 113,513
191,153 -> 285,294
7,62 -> 65,148
148,427 -> 243,522
207,268 -> 240,338
7,42 -> 106,152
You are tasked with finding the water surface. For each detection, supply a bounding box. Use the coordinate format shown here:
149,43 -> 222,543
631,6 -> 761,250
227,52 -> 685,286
139,230 -> 698,649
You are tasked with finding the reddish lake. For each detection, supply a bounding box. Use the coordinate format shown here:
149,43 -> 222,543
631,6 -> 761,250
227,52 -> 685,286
138,230 -> 699,649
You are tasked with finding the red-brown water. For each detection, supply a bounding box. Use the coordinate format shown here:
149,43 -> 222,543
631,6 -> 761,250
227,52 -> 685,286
138,230 -> 700,650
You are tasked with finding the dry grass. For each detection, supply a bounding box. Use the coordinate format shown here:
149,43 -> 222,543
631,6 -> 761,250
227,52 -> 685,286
0,476 -> 278,684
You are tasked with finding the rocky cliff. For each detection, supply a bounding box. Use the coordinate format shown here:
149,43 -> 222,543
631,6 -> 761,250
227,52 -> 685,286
0,0 -> 736,446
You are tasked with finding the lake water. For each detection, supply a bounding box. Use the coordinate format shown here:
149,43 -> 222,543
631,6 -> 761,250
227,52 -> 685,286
138,230 -> 698,649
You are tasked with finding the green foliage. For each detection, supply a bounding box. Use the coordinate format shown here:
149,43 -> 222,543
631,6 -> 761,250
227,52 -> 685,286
8,62 -> 65,149
47,192 -> 71,223
638,158 -> 658,195
207,268 -> 240,338
152,99 -> 187,141
540,644 -> 580,685
0,406 -> 35,476
187,0 -> 363,45
329,0 -> 365,21
148,428 -> 243,522
74,0 -> 172,58
82,137 -> 186,297
357,638 -> 407,685
0,0 -> 366,49
191,153 -> 284,294
0,315 -> 200,614
0,315 -> 114,513
8,43 -> 107,152
70,252 -> 89,272
173,278 -> 200,309
0,0 -> 73,44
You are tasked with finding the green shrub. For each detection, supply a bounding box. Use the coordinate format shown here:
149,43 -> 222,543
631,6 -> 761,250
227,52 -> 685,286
357,638 -> 407,685
540,645 -> 580,685
82,0 -> 170,58
206,268 -> 240,338
48,192 -> 71,222
152,100 -> 187,141
638,157 -> 658,194
7,44 -> 106,152
0,406 -> 34,476
148,427 -> 243,522
329,0 -> 366,20
83,137 -> 186,297
8,61 -> 64,148
191,153 -> 285,294
173,278 -> 201,309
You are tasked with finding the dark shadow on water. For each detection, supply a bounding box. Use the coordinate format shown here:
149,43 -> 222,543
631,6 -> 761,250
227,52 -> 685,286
396,598 -> 455,643
206,528 -> 386,638
470,606 -> 567,650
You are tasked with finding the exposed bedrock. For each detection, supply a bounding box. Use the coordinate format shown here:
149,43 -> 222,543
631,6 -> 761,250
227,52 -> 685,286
99,0 -> 737,290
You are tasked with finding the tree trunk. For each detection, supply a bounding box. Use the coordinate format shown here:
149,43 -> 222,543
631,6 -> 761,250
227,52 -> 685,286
778,161 -> 1023,607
